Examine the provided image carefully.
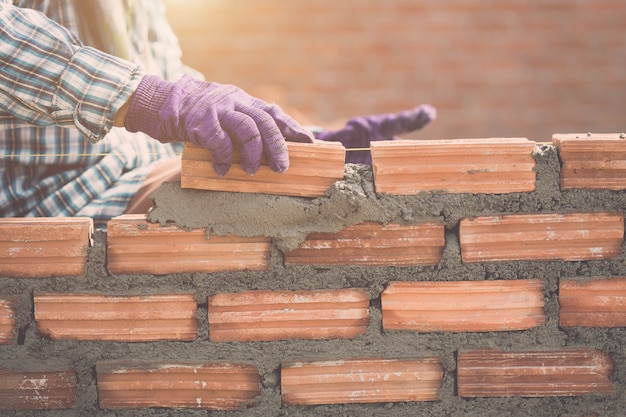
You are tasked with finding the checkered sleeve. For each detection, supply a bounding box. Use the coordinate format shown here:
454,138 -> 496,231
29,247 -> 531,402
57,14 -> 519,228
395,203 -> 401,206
0,3 -> 144,142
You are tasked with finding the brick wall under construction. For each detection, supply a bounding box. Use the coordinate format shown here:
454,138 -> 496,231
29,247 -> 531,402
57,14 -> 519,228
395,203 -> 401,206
1,134 -> 626,417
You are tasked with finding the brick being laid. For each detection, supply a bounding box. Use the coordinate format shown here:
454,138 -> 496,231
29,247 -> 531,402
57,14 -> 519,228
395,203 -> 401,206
0,217 -> 93,278
283,221 -> 445,266
559,276 -> 626,327
97,361 -> 260,410
370,137 -> 536,195
0,361 -> 76,410
553,133 -> 626,190
381,279 -> 546,332
281,357 -> 443,406
107,214 -> 270,274
208,288 -> 369,342
180,140 -> 345,197
34,292 -> 197,342
0,298 -> 16,344
459,211 -> 624,263
457,348 -> 614,398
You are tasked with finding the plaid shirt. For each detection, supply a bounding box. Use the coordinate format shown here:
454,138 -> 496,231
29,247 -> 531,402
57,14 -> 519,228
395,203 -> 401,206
0,0 -> 191,227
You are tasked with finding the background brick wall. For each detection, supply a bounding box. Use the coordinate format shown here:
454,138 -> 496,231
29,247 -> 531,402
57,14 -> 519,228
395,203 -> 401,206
162,0 -> 626,142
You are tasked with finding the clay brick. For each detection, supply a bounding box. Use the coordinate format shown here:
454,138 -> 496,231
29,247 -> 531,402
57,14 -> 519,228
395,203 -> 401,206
208,288 -> 369,342
283,221 -> 445,266
382,279 -> 546,332
34,292 -> 197,342
553,133 -> 626,190
559,276 -> 626,327
370,138 -> 536,195
97,361 -> 260,410
460,212 -> 624,263
180,140 -> 345,197
0,361 -> 76,410
0,298 -> 16,344
107,214 -> 270,274
457,348 -> 614,398
0,217 -> 93,278
281,357 -> 443,406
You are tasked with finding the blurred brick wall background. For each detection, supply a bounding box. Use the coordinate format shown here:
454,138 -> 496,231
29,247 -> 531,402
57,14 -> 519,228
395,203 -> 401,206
163,0 -> 625,142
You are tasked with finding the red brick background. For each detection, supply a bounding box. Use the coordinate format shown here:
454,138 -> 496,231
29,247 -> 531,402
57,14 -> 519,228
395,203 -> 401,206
163,0 -> 626,141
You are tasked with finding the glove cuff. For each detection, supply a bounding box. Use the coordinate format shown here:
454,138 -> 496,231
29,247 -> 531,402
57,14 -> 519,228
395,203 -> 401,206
124,75 -> 173,141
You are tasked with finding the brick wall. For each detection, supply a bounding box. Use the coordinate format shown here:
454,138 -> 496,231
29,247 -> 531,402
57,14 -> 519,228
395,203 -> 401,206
162,0 -> 626,142
1,134 -> 625,416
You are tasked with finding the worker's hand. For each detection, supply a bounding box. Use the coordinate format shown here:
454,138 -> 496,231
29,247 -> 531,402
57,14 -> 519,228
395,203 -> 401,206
125,75 -> 314,175
315,104 -> 436,165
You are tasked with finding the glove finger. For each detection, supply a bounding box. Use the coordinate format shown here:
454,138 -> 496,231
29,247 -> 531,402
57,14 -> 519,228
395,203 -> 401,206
238,104 -> 290,173
219,110 -> 263,175
190,123 -> 234,176
381,104 -> 437,138
260,101 -> 314,144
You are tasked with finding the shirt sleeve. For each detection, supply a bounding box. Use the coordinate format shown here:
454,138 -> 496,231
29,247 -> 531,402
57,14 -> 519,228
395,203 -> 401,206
0,3 -> 145,142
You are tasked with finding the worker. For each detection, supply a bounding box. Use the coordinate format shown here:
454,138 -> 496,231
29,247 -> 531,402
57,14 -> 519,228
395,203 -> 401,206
0,0 -> 434,227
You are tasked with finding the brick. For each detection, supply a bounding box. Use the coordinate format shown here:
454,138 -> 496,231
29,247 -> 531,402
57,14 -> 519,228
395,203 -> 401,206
382,279 -> 545,332
370,138 -> 536,195
281,357 -> 443,406
554,133 -> 626,190
208,288 -> 369,342
559,276 -> 626,328
460,212 -> 624,263
0,217 -> 93,278
283,221 -> 445,266
0,361 -> 76,410
34,292 -> 197,342
180,140 -> 345,197
97,361 -> 260,410
457,348 -> 614,398
107,214 -> 270,274
0,298 -> 16,344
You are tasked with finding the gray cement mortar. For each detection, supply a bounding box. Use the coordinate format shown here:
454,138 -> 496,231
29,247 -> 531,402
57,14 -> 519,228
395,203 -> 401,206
1,144 -> 625,417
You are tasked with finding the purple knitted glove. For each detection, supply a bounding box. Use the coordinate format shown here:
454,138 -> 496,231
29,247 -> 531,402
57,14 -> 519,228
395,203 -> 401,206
315,104 -> 436,165
125,75 -> 314,175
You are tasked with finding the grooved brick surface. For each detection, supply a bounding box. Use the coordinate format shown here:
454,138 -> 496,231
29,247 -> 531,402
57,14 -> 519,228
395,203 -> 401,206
460,212 -> 624,263
381,279 -> 546,332
0,217 -> 93,278
283,221 -> 445,266
0,298 -> 16,344
281,357 -> 443,405
559,276 -> 626,328
107,214 -> 271,274
208,288 -> 369,342
34,292 -> 198,342
97,361 -> 260,410
370,138 -> 536,195
553,133 -> 626,190
0,362 -> 76,410
457,348 -> 614,398
181,140 -> 345,197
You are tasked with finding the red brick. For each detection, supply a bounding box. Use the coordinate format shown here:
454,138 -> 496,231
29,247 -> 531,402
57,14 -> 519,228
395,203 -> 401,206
460,212 -> 624,263
0,298 -> 16,344
554,133 -> 626,190
382,279 -> 545,332
0,361 -> 76,410
34,292 -> 197,342
208,288 -> 369,342
181,140 -> 345,197
370,138 -> 536,195
281,357 -> 443,406
283,221 -> 445,266
457,348 -> 614,398
97,361 -> 260,410
559,276 -> 626,328
0,217 -> 93,278
107,214 -> 270,274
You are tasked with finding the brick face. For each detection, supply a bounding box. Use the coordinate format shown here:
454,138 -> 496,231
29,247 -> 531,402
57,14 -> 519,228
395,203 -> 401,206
559,276 -> 626,328
0,298 -> 16,345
